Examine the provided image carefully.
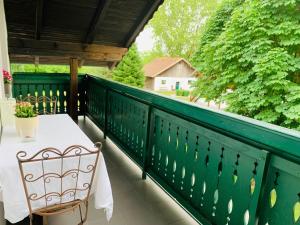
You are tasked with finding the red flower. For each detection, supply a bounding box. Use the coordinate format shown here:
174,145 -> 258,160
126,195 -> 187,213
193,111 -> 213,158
2,69 -> 12,83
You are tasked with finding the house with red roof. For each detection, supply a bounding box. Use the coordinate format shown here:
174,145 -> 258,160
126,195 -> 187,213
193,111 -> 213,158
143,57 -> 197,91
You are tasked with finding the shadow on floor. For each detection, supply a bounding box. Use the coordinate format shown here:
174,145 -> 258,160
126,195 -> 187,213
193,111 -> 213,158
50,116 -> 200,225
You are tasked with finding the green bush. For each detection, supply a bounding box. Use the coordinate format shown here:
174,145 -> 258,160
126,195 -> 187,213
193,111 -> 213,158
183,90 -> 190,96
176,90 -> 190,96
176,90 -> 182,96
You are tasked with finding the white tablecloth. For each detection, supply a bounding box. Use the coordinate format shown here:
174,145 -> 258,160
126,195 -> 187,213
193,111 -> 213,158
0,114 -> 113,223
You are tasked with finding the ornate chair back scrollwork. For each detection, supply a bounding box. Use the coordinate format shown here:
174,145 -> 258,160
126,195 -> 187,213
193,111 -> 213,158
17,96 -> 57,115
16,143 -> 102,225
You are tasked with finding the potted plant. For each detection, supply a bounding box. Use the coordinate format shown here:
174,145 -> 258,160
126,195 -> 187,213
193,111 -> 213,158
15,102 -> 39,139
2,69 -> 12,98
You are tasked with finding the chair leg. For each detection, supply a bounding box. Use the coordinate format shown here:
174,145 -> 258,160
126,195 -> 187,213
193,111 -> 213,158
78,204 -> 83,225
29,215 -> 33,225
82,201 -> 89,224
78,201 -> 89,225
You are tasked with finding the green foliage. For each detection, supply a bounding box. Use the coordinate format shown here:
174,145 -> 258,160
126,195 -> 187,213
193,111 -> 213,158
141,49 -> 164,65
112,44 -> 145,87
79,66 -> 112,78
146,0 -> 218,61
176,90 -> 190,97
10,64 -> 111,78
193,0 -> 300,130
11,64 -> 70,73
15,102 -> 37,118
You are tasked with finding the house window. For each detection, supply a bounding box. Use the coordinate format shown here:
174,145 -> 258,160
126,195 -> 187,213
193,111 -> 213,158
161,80 -> 166,85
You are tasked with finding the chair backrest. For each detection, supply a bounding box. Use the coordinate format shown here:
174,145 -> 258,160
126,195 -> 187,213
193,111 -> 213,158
17,96 -> 57,115
16,143 -> 102,216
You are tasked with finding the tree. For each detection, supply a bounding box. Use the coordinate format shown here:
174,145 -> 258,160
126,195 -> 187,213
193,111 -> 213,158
112,44 -> 144,87
147,0 -> 219,60
10,64 -> 111,78
193,0 -> 300,130
140,49 -> 164,65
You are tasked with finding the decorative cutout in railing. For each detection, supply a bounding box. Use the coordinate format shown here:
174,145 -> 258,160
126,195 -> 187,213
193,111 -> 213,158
258,156 -> 300,225
12,73 -> 85,115
148,109 -> 267,225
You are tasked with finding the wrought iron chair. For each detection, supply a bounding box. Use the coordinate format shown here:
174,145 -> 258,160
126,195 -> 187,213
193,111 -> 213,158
17,96 -> 57,115
16,143 -> 102,225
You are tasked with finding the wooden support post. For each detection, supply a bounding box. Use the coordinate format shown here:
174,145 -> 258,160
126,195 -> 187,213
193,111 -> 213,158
142,106 -> 153,180
70,58 -> 78,122
104,88 -> 109,139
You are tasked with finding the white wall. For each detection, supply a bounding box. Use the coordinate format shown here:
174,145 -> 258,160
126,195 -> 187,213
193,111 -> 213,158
154,77 -> 196,91
0,0 -> 10,99
0,0 -> 9,223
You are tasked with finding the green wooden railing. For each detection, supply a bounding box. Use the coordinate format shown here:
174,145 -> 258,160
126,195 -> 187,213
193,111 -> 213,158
85,75 -> 300,225
12,73 -> 300,225
12,73 -> 85,115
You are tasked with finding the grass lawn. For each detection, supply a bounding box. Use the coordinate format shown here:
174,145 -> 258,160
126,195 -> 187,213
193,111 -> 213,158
156,91 -> 176,96
156,91 -> 190,102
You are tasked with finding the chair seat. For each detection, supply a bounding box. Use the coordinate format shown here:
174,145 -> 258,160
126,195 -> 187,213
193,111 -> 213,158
34,200 -> 83,216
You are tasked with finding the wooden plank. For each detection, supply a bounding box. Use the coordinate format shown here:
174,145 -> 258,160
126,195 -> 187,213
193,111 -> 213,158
5,0 -> 163,48
9,55 -> 110,66
84,0 -> 112,43
9,38 -> 127,54
124,0 -> 163,47
8,38 -> 127,62
35,0 -> 44,40
69,58 -> 78,122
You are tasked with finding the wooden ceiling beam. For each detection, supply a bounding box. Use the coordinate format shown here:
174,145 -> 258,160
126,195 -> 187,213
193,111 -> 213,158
84,0 -> 112,44
8,38 -> 127,62
35,0 -> 44,40
124,0 -> 163,48
9,55 -> 109,66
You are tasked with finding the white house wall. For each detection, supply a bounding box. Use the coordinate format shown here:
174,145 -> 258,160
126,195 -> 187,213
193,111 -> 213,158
0,0 -> 10,98
153,77 -> 196,91
160,60 -> 195,78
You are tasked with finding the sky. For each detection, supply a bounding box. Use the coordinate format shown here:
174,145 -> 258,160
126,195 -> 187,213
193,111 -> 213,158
135,28 -> 155,52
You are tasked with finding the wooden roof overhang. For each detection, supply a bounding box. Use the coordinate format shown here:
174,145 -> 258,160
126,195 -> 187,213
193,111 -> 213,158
4,0 -> 163,67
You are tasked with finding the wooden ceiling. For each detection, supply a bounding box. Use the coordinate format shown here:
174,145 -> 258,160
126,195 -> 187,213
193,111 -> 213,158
4,0 -> 163,66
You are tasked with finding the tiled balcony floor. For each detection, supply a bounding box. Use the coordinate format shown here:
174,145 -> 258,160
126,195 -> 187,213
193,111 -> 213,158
50,116 -> 200,225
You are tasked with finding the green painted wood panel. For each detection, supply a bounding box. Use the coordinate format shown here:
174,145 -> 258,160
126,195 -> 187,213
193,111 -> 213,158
12,73 -> 85,115
85,79 -> 106,129
258,156 -> 300,225
83,75 -> 300,225
85,75 -> 300,163
107,91 -> 149,167
147,109 -> 268,225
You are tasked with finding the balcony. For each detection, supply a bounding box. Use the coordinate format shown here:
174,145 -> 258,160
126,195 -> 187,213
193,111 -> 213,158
5,72 -> 300,225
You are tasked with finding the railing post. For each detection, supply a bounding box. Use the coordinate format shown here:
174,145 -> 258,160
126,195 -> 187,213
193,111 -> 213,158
255,152 -> 271,222
69,58 -> 78,122
103,88 -> 109,139
142,105 -> 154,180
83,74 -> 88,120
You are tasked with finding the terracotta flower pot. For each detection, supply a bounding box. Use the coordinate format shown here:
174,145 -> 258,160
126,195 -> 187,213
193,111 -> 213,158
4,83 -> 12,98
15,116 -> 39,139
